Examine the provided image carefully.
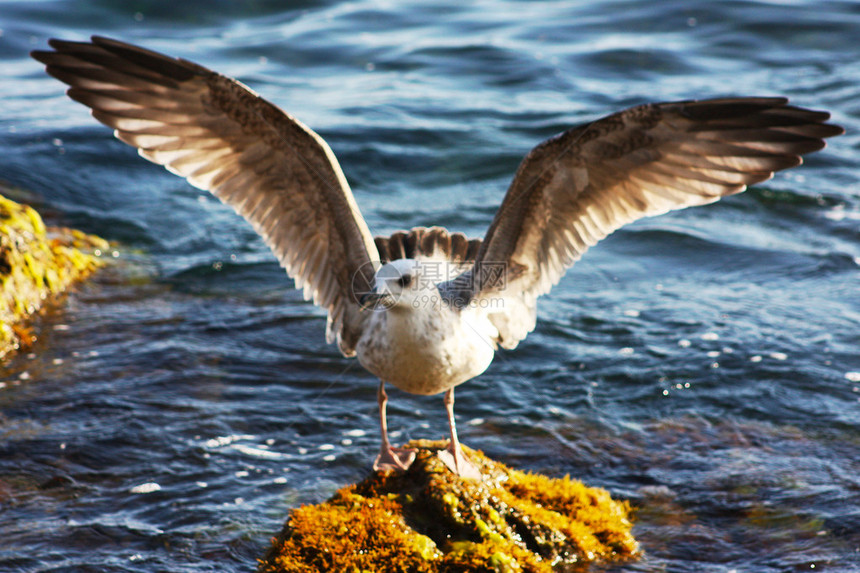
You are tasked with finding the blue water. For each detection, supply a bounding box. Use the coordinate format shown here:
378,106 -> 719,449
1,1 -> 859,571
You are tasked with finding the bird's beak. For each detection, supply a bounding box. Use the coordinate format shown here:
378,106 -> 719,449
359,291 -> 395,311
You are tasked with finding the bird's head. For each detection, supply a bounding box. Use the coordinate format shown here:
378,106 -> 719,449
359,258 -> 439,312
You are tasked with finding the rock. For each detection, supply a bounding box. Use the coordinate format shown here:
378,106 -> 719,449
0,187 -> 107,360
260,440 -> 638,572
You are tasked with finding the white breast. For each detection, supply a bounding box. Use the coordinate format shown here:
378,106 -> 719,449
356,303 -> 497,396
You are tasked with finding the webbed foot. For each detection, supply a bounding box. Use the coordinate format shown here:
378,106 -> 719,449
438,442 -> 482,480
373,445 -> 417,472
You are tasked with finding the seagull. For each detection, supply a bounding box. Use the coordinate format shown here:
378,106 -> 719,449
32,36 -> 843,479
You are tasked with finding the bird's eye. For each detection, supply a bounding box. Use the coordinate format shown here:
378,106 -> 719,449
397,275 -> 412,288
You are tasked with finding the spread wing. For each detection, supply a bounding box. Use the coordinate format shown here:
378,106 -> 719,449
442,97 -> 843,349
32,36 -> 380,355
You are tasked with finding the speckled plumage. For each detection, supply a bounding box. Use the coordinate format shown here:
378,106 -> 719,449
357,259 -> 497,396
32,36 -> 843,476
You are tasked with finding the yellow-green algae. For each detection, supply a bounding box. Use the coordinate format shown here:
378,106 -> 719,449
0,189 -> 107,359
260,440 -> 638,572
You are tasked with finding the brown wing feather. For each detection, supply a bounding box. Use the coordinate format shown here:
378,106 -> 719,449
32,36 -> 379,356
374,227 -> 482,267
448,97 -> 842,348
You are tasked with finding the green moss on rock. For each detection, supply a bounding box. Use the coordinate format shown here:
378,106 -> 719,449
0,189 -> 107,359
260,440 -> 639,572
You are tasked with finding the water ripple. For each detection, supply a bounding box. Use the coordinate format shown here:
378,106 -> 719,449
1,1 -> 859,572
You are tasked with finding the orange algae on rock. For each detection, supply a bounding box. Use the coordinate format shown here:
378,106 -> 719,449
263,487 -> 439,573
260,440 -> 638,572
0,188 -> 107,359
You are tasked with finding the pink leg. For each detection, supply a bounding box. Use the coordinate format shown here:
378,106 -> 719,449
372,381 -> 416,472
437,388 -> 482,480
